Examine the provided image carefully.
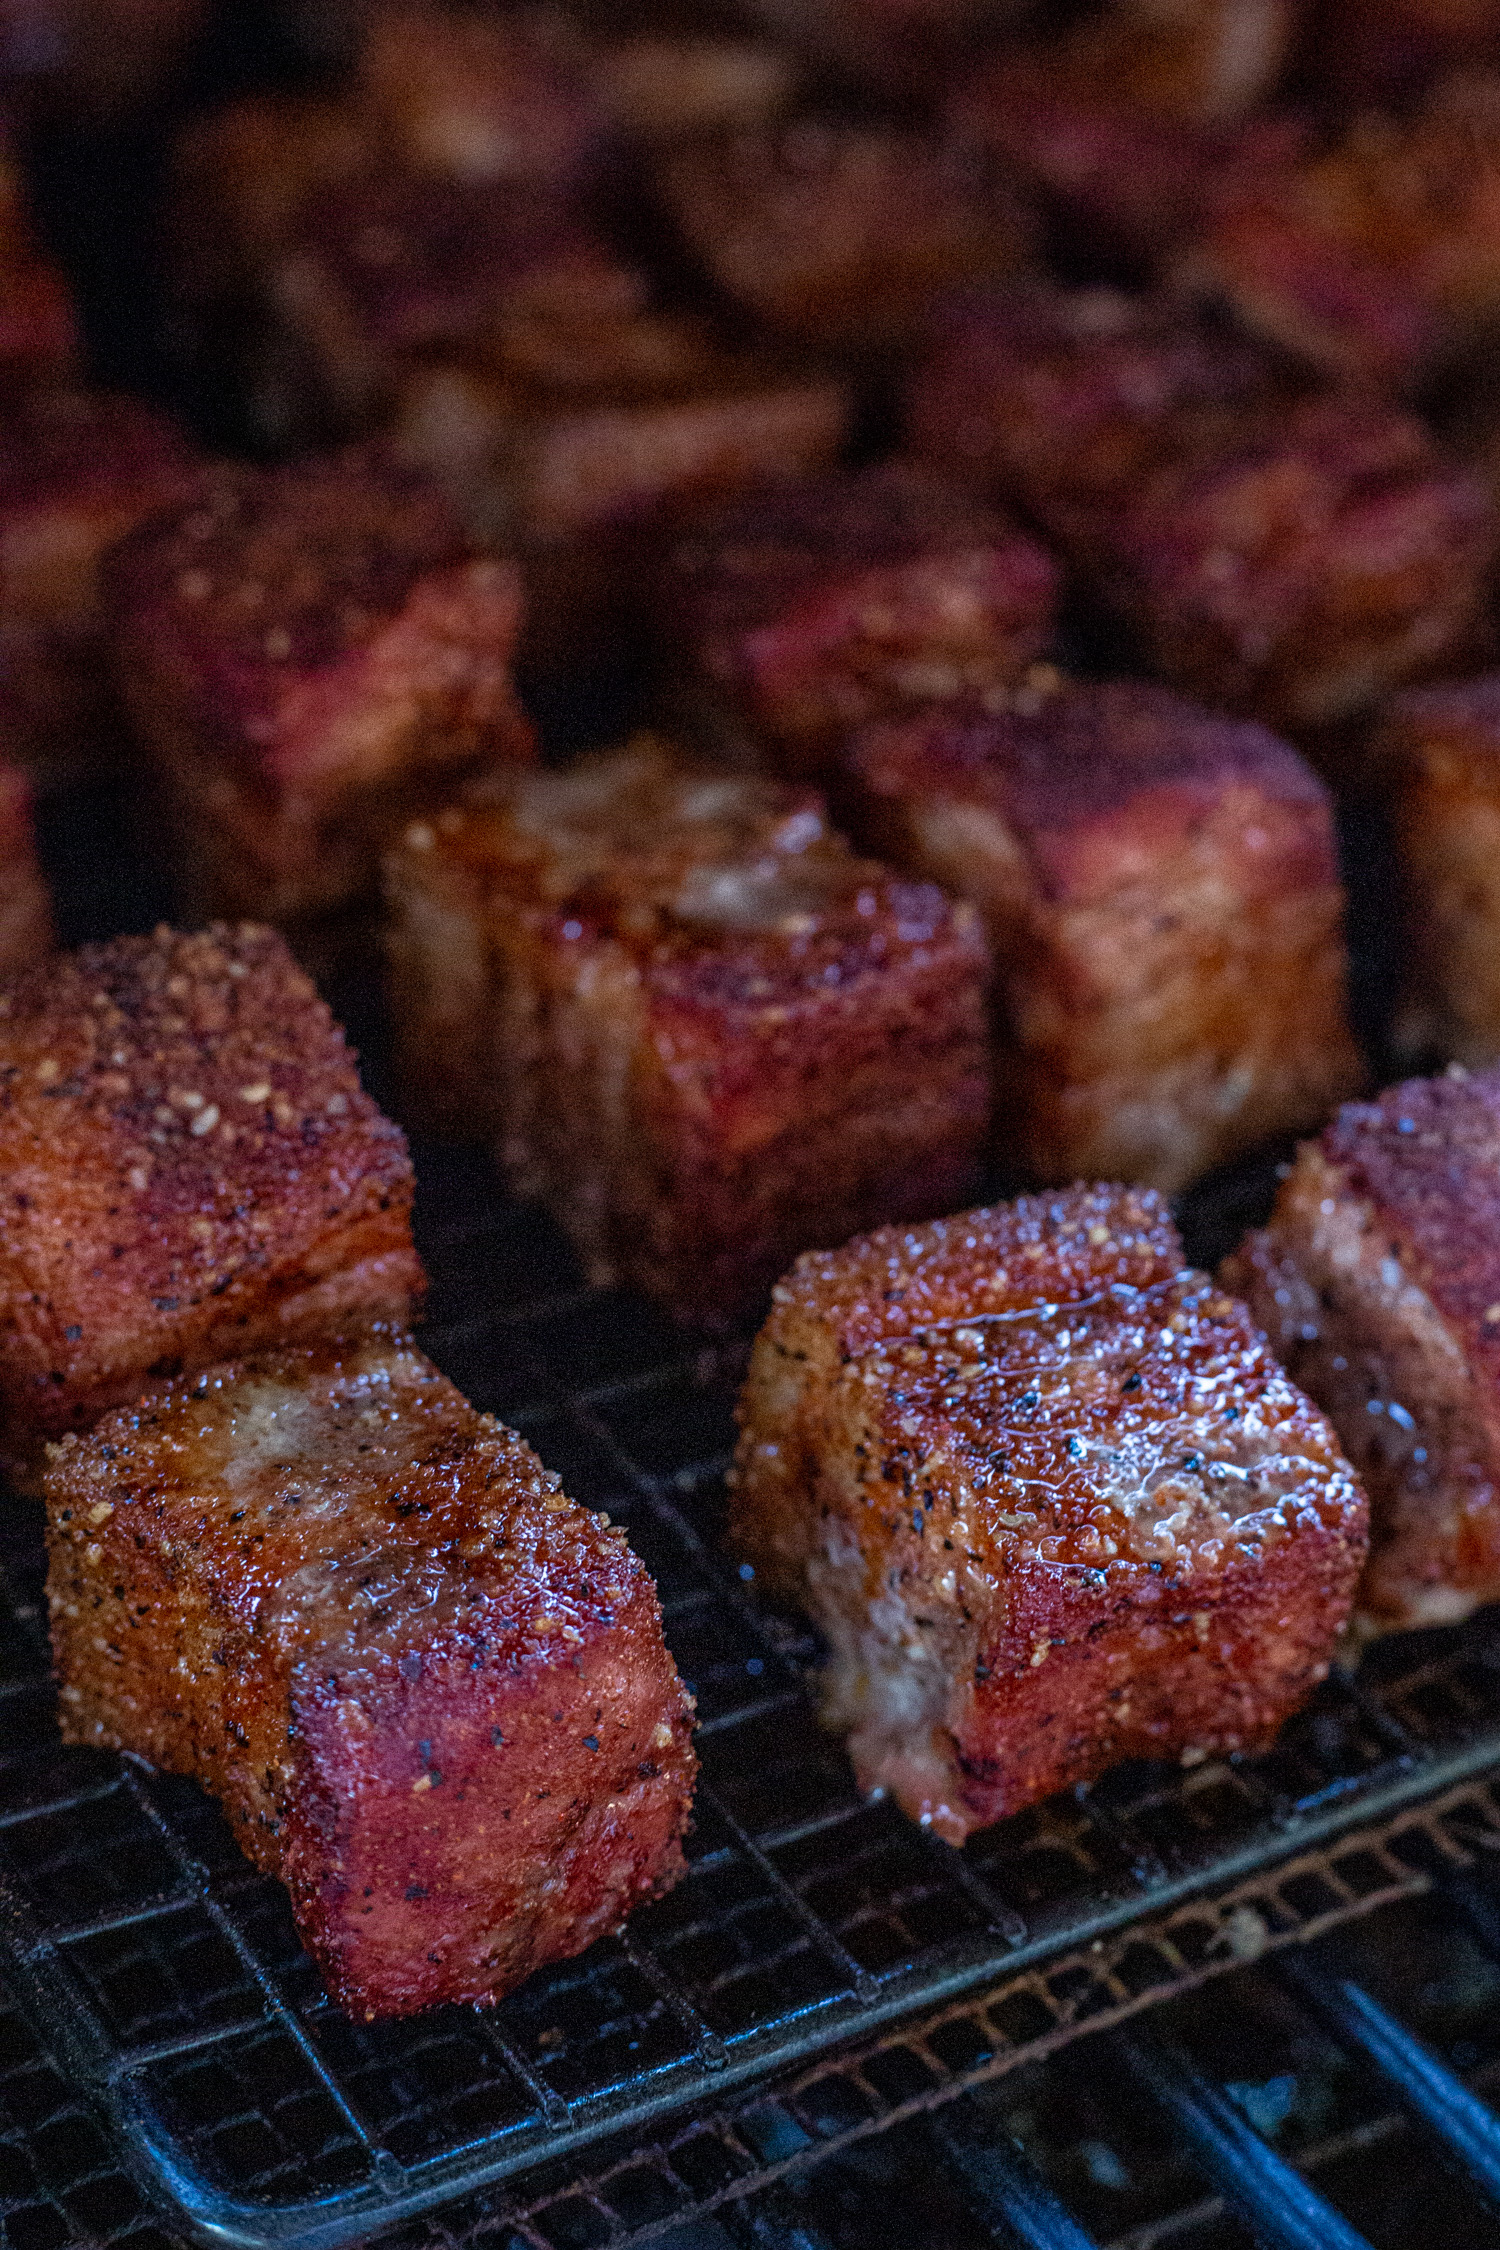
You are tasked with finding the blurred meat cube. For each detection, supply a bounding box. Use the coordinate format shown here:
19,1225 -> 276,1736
738,0 -> 1031,99
0,921 -> 421,1481
391,307 -> 853,663
1378,676 -> 1500,1068
653,114 -> 1036,354
905,281 -> 1283,554
1224,1065 -> 1500,1630
105,449 -> 534,942
650,460 -> 1059,777
1,0 -> 206,119
0,390 -> 200,783
0,751 -> 50,975
590,32 -> 799,144
845,677 -> 1364,1191
383,738 -> 989,1322
0,106 -> 74,393
731,1184 -> 1366,1835
1104,395 -> 1498,730
1179,76 -> 1500,393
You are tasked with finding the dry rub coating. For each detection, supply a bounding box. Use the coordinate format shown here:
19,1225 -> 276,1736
0,923 -> 421,1477
1224,1066 -> 1500,1631
732,1186 -> 1366,1839
845,678 -> 1364,1192
383,739 -> 989,1323
45,1329 -> 696,2017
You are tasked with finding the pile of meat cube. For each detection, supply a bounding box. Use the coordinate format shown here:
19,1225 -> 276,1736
9,0 -> 1500,2016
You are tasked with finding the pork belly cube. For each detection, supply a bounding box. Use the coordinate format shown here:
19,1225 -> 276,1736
1223,1066 -> 1500,1630
104,449 -> 534,934
652,116 -> 1036,355
382,740 -> 989,1322
731,1185 -> 1366,1838
0,390 -> 201,784
0,753 -> 52,977
44,1329 -> 696,2017
904,283 -> 1282,557
1105,396 -> 1499,731
950,56 -> 1306,270
355,2 -> 612,193
846,680 -> 1364,1193
391,335 -> 852,664
0,111 -> 76,395
1380,678 -> 1500,1069
0,922 -> 422,1476
651,461 -> 1060,779
1179,78 -> 1500,393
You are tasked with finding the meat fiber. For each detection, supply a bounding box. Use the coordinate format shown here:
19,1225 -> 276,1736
0,390 -> 201,784
1224,1068 -> 1500,1629
382,738 -> 990,1324
104,448 -> 534,941
731,1185 -> 1367,1839
651,461 -> 1059,779
0,922 -> 422,1480
44,1327 -> 695,2017
844,678 -> 1364,1192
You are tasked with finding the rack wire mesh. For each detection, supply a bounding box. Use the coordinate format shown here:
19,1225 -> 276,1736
9,1134 -> 1500,2250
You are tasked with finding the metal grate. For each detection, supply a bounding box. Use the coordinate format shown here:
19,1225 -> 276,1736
9,1137 -> 1500,2249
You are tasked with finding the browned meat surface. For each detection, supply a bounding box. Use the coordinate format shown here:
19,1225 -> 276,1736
1377,676 -> 1500,1069
844,678 -> 1364,1191
0,923 -> 422,1480
652,115 -> 1036,354
651,461 -> 1060,778
1224,1067 -> 1500,1631
104,448 -> 533,939
731,1185 -> 1366,1839
382,738 -> 989,1324
0,752 -> 51,978
0,390 -> 201,784
1104,396 -> 1498,730
45,1328 -> 696,2017
904,282 -> 1284,556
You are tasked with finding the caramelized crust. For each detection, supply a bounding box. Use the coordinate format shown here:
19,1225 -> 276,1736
733,1186 -> 1365,1838
1224,1068 -> 1500,1629
0,923 -> 421,1472
1378,676 -> 1500,1068
1107,396 -> 1498,730
0,390 -> 201,783
904,284 -> 1284,556
104,450 -> 533,931
653,116 -> 1036,354
383,740 -> 989,1322
653,462 -> 1059,777
44,1330 -> 695,2017
846,679 -> 1364,1191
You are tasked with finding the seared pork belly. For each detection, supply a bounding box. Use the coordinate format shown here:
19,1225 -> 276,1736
45,1328 -> 695,2017
0,752 -> 51,977
0,391 -> 201,784
1224,1067 -> 1500,1632
1179,75 -> 1500,393
1380,677 -> 1500,1069
731,1186 -> 1366,1839
1106,397 -> 1498,731
845,679 -> 1364,1192
383,739 -> 989,1323
652,116 -> 1036,355
104,449 -> 533,939
652,461 -> 1059,779
905,283 -> 1282,558
391,329 -> 851,667
0,923 -> 421,1479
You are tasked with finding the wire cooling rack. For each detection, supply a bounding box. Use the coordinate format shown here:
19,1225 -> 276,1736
8,1123 -> 1500,2250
